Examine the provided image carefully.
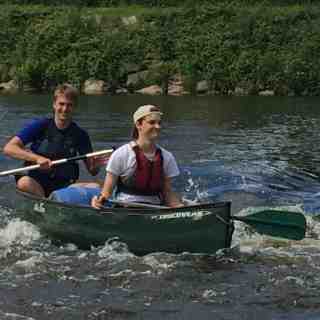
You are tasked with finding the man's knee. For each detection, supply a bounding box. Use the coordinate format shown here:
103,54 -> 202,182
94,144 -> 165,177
17,176 -> 44,197
16,176 -> 31,190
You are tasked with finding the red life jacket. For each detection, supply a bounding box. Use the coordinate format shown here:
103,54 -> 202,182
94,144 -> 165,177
117,145 -> 164,196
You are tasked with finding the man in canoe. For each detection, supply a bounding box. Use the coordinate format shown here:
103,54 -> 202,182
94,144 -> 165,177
91,104 -> 184,209
3,83 -> 106,197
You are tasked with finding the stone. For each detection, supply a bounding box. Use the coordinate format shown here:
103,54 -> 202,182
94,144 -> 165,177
135,85 -> 163,95
126,70 -> 149,89
122,16 -> 137,26
0,80 -> 19,92
196,80 -> 209,94
83,79 -> 108,94
259,90 -> 275,96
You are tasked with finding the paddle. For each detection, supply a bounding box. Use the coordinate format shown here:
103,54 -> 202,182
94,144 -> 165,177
233,210 -> 306,241
109,201 -> 306,240
0,149 -> 113,177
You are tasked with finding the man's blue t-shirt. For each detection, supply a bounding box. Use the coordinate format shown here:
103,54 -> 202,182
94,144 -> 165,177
16,118 -> 93,156
14,118 -> 94,196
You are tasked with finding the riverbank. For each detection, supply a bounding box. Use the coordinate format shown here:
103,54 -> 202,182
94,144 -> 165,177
0,3 -> 319,96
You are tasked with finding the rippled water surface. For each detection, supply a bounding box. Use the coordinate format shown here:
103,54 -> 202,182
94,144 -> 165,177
1,94 -> 320,319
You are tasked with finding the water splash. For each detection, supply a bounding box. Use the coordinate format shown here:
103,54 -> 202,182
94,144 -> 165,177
0,219 -> 41,248
97,238 -> 135,263
0,311 -> 35,320
13,256 -> 44,273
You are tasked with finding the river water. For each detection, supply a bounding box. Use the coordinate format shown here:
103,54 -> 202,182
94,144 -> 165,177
0,94 -> 320,319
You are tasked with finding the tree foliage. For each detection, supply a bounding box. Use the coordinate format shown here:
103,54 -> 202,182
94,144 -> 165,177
1,3 -> 320,95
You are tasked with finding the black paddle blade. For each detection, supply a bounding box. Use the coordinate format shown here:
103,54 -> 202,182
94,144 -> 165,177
233,210 -> 306,240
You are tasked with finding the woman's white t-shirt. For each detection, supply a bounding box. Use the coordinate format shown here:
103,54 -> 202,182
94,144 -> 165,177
106,143 -> 180,204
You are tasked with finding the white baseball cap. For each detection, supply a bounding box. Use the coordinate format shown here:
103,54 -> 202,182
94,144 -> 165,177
133,105 -> 163,123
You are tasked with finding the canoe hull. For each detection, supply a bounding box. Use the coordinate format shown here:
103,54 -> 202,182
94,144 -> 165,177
16,190 -> 234,255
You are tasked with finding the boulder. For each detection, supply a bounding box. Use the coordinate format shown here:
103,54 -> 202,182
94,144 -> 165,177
259,90 -> 275,96
126,70 -> 149,90
0,80 -> 19,92
122,16 -> 138,26
234,87 -> 248,96
83,79 -> 108,95
196,80 -> 209,94
135,85 -> 163,95
116,87 -> 128,94
168,75 -> 189,95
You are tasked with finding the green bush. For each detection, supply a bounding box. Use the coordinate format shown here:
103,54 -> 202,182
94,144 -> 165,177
0,0 -> 318,6
1,2 -> 320,95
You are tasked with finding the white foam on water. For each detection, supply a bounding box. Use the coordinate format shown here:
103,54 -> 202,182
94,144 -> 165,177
184,176 -> 209,201
78,252 -> 88,259
0,218 -> 41,249
306,215 -> 320,239
142,254 -> 177,274
0,205 -> 13,225
202,288 -> 227,301
278,276 -> 305,287
0,311 -> 35,320
13,256 -> 44,273
97,238 -> 135,263
109,269 -> 139,278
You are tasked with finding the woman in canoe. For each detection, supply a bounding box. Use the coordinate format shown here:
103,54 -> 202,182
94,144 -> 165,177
91,105 -> 183,209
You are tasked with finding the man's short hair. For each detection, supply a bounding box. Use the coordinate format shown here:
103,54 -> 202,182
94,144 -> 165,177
53,83 -> 79,105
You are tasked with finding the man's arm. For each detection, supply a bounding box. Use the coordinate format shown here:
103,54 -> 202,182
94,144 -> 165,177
84,157 -> 100,176
78,128 -> 111,176
83,152 -> 112,176
3,136 -> 51,169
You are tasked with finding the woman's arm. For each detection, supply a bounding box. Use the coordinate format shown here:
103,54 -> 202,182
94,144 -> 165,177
91,172 -> 118,209
162,176 -> 184,208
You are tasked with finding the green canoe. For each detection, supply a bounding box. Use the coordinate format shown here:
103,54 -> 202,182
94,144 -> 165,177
15,190 -> 234,255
